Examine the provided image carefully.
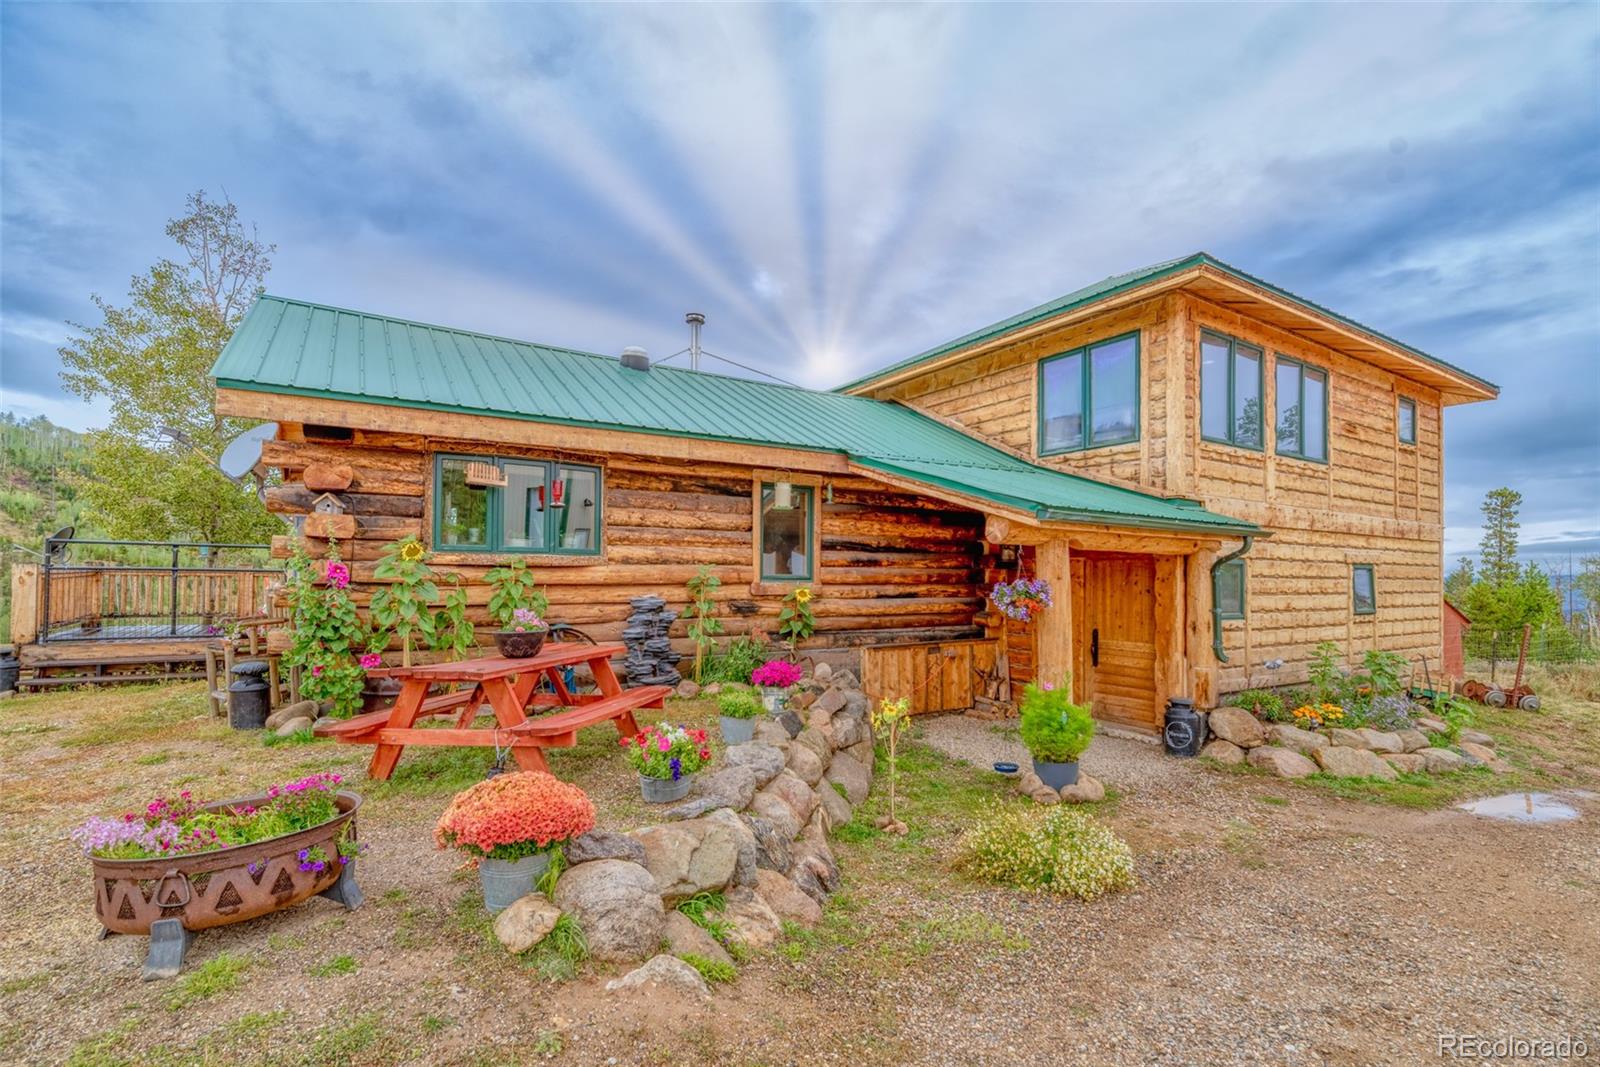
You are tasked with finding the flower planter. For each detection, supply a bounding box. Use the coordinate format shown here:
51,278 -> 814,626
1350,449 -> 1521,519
90,791 -> 363,979
760,687 -> 786,713
361,676 -> 405,713
1032,759 -> 1080,790
719,715 -> 755,744
639,773 -> 693,803
494,629 -> 547,658
478,853 -> 551,913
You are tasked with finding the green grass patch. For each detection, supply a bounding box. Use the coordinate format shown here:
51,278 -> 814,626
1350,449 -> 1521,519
131,752 -> 170,766
302,1013 -> 387,1063
1301,767 -> 1507,809
420,1015 -> 451,1034
165,951 -> 249,1010
525,914 -> 589,983
309,954 -> 359,977
0,972 -> 46,994
680,953 -> 736,984
912,913 -> 1030,954
676,890 -> 732,942
64,1022 -> 141,1067
261,728 -> 320,748
365,745 -> 494,799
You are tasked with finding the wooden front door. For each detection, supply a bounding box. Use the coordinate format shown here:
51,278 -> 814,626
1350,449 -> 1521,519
1072,554 -> 1160,730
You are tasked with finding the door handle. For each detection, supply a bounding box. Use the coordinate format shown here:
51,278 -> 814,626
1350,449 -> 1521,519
1090,628 -> 1099,667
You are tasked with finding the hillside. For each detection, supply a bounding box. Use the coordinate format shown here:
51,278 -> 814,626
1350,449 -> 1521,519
0,413 -> 95,642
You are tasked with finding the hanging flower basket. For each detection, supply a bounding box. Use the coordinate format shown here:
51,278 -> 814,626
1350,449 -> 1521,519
989,578 -> 1053,623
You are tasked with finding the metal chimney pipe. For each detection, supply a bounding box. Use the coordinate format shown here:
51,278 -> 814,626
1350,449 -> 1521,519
685,312 -> 705,372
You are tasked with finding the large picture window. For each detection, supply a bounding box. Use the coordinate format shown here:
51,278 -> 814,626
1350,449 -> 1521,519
1200,331 -> 1264,449
1275,356 -> 1328,462
759,483 -> 812,581
434,455 -> 602,555
1038,332 -> 1140,454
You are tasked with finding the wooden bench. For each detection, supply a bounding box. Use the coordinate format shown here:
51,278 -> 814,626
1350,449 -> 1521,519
509,685 -> 671,747
314,687 -> 481,739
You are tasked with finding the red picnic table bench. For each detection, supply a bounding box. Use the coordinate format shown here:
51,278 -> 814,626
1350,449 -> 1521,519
312,642 -> 669,780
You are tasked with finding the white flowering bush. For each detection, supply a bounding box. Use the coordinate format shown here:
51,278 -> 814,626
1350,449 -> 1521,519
954,804 -> 1136,900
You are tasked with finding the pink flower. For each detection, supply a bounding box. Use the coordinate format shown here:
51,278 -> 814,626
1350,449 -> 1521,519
311,664 -> 324,677
325,561 -> 350,589
657,736 -> 671,752
359,653 -> 382,669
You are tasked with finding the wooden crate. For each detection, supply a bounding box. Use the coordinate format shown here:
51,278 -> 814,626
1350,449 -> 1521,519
860,638 -> 999,715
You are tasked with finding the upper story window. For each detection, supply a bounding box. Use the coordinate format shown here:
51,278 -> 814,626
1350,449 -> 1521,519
759,482 -> 813,581
1274,356 -> 1328,463
1038,332 -> 1140,455
1397,396 -> 1417,445
1200,331 -> 1264,449
434,454 -> 602,555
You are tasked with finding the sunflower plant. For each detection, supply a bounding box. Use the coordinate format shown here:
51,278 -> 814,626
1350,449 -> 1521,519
485,558 -> 550,628
369,536 -> 440,667
776,586 -> 816,657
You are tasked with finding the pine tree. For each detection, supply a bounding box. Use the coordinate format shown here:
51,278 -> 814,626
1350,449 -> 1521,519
1477,488 -> 1522,588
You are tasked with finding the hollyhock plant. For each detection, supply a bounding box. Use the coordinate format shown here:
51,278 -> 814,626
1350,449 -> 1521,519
324,560 -> 350,589
434,772 -> 595,862
359,652 -> 383,669
619,724 -> 713,781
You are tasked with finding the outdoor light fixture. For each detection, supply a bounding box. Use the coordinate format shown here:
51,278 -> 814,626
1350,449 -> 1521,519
771,481 -> 794,511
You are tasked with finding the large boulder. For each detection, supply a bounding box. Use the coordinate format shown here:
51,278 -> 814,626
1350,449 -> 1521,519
492,892 -> 562,955
830,709 -> 871,749
691,765 -> 761,811
675,680 -> 701,700
1208,706 -> 1267,748
1329,728 -> 1369,749
1313,745 -> 1398,780
818,780 -> 853,827
740,813 -> 792,873
1200,739 -> 1245,765
552,859 -> 664,963
1246,745 -> 1318,779
1015,769 -> 1061,804
1395,728 -> 1430,753
702,808 -> 760,889
790,838 -> 840,901
812,688 -> 848,716
1458,742 -> 1508,772
747,791 -> 803,841
660,797 -> 735,822
1414,715 -> 1449,735
1357,728 -> 1404,754
662,910 -> 732,967
605,954 -> 709,998
631,818 -> 742,901
1384,753 -> 1425,774
794,727 -> 832,764
1417,747 -> 1467,773
723,888 -> 784,949
1059,773 -> 1106,803
1267,723 -> 1329,755
755,868 -> 822,925
831,669 -> 860,690
812,661 -> 833,683
565,830 -> 647,867
786,743 -> 827,787
845,738 -> 876,774
1459,729 -> 1496,749
723,742 -> 787,786
265,699 -> 320,731
774,709 -> 805,738
276,716 -> 314,737
752,719 -> 792,747
824,750 -> 872,806
759,769 -> 820,827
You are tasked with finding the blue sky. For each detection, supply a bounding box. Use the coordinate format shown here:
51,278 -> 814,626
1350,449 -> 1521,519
2,4 -> 1596,563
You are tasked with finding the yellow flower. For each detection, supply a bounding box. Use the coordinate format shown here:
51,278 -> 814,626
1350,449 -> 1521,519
794,587 -> 812,605
400,540 -> 426,562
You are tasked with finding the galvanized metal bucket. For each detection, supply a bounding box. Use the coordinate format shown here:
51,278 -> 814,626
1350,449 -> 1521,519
639,773 -> 693,804
719,715 -> 755,744
478,853 -> 551,913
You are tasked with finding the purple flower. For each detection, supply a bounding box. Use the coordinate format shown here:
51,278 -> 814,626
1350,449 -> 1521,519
669,756 -> 682,782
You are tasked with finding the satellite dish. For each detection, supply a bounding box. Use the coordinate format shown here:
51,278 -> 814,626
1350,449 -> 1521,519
219,423 -> 278,481
46,526 -> 75,563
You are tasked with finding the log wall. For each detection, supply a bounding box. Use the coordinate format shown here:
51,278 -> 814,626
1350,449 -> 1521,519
262,432 -> 986,660
872,291 -> 1450,697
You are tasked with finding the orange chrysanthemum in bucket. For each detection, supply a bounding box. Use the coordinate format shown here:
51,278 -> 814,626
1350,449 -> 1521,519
434,772 -> 595,863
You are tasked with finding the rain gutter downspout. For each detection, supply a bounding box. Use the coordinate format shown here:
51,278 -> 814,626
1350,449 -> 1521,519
1210,536 -> 1254,663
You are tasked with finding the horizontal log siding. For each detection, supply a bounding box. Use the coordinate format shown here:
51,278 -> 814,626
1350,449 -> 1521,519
265,434 -> 984,656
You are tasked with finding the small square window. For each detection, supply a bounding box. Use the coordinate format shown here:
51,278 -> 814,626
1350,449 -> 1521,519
1397,397 -> 1417,445
1352,564 -> 1376,615
760,483 -> 812,581
1215,559 -> 1246,620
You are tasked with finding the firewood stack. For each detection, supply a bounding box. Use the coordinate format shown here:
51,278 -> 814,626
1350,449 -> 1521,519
622,596 -> 682,688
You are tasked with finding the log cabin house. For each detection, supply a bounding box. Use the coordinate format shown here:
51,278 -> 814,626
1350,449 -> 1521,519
212,252 -> 1497,731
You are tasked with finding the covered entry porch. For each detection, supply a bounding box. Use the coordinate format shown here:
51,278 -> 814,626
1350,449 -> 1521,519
982,515 -> 1246,730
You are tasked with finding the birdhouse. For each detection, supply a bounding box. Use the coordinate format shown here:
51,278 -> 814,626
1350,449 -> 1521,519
304,493 -> 357,539
311,493 -> 347,515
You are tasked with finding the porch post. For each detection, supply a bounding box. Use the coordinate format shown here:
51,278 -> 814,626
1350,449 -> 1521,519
1154,555 -> 1188,707
1184,549 -> 1217,707
1034,539 -> 1073,690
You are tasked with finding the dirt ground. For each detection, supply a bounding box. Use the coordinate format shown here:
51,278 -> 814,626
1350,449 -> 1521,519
1,679 -> 1597,1066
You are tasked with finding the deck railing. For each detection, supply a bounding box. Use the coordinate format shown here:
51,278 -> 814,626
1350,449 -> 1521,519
35,538 -> 281,643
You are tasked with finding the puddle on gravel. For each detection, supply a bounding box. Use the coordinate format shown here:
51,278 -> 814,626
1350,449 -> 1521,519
1457,792 -> 1580,824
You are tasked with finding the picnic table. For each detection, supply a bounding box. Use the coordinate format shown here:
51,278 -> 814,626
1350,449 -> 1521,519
313,642 -> 670,780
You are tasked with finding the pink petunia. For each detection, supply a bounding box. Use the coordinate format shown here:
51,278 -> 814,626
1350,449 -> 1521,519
359,653 -> 382,669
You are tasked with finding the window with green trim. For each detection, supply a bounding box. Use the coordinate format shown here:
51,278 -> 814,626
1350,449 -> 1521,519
1274,356 -> 1328,462
1352,564 -> 1376,615
759,483 -> 812,580
1200,331 -> 1263,448
1397,396 -> 1417,445
433,455 -> 602,555
1214,559 -> 1246,620
1038,332 -> 1139,454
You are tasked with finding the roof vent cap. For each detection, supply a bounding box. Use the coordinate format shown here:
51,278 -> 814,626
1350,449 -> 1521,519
620,346 -> 650,372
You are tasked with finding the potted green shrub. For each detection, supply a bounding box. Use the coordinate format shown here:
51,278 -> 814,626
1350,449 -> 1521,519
717,690 -> 762,744
1019,681 -> 1093,789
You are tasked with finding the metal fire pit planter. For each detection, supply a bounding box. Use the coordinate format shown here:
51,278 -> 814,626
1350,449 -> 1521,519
91,791 -> 365,980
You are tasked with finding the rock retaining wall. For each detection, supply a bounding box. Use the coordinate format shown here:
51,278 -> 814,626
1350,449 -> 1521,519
1200,707 -> 1508,779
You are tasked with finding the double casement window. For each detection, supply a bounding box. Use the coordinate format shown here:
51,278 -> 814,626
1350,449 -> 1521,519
1214,559 -> 1246,620
433,454 -> 602,555
1200,331 -> 1264,449
1397,396 -> 1417,445
1038,332 -> 1140,454
1274,356 -> 1329,462
758,482 -> 813,581
1351,564 -> 1377,615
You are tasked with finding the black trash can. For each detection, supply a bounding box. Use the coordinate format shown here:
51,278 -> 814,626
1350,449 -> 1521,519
0,648 -> 19,694
1163,698 -> 1206,757
228,659 -> 272,730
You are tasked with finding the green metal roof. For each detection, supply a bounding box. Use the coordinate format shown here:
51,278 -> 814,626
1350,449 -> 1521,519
837,252 -> 1500,395
213,295 -> 1260,536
